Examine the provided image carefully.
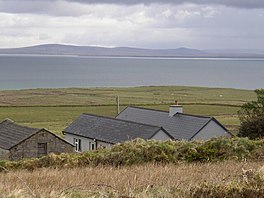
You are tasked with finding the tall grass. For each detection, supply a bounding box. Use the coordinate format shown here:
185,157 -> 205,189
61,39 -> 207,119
0,161 -> 264,197
1,137 -> 264,197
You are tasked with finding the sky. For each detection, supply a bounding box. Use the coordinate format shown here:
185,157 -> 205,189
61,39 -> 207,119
0,0 -> 263,49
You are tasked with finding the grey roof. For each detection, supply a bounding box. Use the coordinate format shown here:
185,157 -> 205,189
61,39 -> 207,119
63,113 -> 171,144
0,119 -> 40,150
116,106 -> 229,140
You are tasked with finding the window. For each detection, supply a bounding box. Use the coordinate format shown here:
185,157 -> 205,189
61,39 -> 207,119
74,138 -> 82,152
89,142 -> 96,150
91,142 -> 96,150
38,143 -> 47,156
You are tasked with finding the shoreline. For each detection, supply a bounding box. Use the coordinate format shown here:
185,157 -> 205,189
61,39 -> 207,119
1,53 -> 264,60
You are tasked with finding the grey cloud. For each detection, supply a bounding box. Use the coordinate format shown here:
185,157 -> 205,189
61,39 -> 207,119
1,0 -> 264,10
0,1 -> 89,16
0,1 -> 54,15
0,0 -> 262,17
66,0 -> 264,9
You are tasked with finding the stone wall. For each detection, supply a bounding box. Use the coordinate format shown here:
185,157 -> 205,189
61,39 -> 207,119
9,129 -> 74,161
0,148 -> 9,160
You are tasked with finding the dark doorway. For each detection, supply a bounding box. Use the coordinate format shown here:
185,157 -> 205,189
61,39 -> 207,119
38,143 -> 47,156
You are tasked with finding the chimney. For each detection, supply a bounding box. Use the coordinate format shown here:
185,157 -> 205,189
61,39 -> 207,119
169,100 -> 183,117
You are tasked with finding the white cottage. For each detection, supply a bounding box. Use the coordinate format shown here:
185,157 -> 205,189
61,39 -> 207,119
116,104 -> 232,141
63,114 -> 173,152
64,103 -> 231,152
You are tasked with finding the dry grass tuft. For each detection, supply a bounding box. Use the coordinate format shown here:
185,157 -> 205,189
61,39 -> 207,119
1,161 -> 264,197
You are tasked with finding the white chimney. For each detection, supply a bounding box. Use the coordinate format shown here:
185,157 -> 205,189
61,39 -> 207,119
169,100 -> 183,117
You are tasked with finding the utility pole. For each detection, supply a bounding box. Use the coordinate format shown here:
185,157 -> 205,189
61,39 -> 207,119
116,95 -> 120,115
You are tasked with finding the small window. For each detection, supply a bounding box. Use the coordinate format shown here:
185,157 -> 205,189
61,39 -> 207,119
91,143 -> 96,150
90,142 -> 96,150
38,143 -> 47,156
74,138 -> 82,152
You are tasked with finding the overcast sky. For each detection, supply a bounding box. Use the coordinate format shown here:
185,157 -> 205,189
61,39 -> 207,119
0,0 -> 263,49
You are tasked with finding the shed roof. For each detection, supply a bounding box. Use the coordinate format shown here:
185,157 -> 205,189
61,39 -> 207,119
0,119 -> 40,150
116,106 -> 229,140
0,119 -> 74,150
63,113 -> 171,144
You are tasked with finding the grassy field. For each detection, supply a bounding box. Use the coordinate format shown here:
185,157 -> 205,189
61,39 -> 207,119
1,161 -> 263,197
0,86 -> 255,135
0,86 -> 255,106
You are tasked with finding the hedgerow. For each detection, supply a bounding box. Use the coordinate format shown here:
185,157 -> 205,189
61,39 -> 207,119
0,137 -> 264,171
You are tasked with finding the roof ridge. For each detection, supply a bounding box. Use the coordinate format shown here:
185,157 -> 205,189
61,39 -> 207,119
0,119 -> 41,150
82,113 -> 162,129
127,106 -> 169,113
0,119 -> 40,131
174,112 -> 212,119
126,106 -> 212,119
0,118 -> 15,124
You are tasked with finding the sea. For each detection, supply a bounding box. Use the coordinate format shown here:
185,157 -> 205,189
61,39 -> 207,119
0,55 -> 263,90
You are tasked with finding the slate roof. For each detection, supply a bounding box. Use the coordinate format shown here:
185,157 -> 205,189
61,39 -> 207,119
0,119 -> 40,150
116,106 -> 229,140
63,113 -> 171,144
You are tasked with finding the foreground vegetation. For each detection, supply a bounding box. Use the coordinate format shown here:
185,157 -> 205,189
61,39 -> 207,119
0,86 -> 255,134
1,161 -> 264,198
1,138 -> 264,197
1,137 -> 264,171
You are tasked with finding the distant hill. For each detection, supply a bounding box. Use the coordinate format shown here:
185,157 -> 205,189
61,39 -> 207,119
0,44 -> 263,58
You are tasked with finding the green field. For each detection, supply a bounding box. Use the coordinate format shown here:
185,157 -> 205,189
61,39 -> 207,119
0,86 -> 256,135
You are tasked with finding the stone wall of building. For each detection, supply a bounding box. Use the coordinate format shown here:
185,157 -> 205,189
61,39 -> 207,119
0,148 -> 9,160
9,129 -> 74,161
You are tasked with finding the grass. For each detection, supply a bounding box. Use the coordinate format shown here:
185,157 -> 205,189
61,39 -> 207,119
0,86 -> 255,107
0,106 -> 119,135
1,161 -> 264,197
0,86 -> 253,135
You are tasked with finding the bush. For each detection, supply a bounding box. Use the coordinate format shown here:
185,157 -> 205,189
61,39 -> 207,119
238,89 -> 264,139
1,137 -> 264,171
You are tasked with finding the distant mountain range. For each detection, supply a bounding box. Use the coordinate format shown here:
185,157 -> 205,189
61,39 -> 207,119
0,44 -> 263,58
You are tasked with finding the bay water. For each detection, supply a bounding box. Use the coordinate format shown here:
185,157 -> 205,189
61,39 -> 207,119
0,55 -> 263,90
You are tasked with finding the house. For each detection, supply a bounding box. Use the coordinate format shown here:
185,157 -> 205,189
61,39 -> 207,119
63,113 -> 173,152
0,119 -> 74,161
116,104 -> 232,141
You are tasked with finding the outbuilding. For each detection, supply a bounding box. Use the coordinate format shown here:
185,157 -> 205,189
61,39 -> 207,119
0,119 -> 74,160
